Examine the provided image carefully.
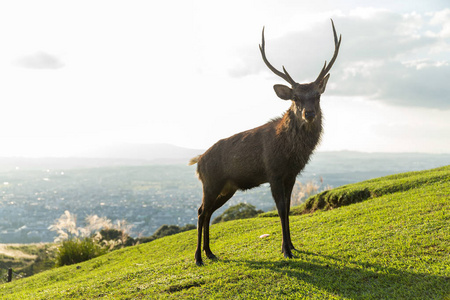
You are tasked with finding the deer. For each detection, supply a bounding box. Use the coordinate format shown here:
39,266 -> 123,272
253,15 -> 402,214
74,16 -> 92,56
189,20 -> 341,266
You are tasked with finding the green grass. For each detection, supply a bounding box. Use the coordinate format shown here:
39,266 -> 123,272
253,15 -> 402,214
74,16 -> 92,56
0,244 -> 57,280
1,166 -> 449,299
262,165 -> 450,217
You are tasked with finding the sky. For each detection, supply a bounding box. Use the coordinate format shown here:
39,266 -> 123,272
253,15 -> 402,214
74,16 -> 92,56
0,0 -> 449,157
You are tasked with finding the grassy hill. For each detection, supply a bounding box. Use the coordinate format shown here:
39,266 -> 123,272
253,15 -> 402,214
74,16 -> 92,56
0,166 -> 449,299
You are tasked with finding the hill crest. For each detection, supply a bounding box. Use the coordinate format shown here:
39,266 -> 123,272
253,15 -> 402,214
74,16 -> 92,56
1,166 -> 449,299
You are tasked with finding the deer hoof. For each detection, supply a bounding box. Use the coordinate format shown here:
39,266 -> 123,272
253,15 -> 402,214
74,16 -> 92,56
196,260 -> 204,266
205,252 -> 217,260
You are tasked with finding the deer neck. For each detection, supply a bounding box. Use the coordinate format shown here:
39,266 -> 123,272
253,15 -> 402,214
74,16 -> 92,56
276,103 -> 323,151
278,102 -> 322,131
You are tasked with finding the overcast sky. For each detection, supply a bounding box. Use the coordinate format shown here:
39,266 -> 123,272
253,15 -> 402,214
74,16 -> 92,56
0,0 -> 449,157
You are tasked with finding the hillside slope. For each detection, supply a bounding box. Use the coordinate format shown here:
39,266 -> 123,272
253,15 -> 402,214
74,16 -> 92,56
1,166 -> 449,299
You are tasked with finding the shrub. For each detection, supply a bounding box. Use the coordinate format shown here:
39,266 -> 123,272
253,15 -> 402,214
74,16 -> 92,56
291,178 -> 332,206
55,238 -> 106,267
152,224 -> 196,239
212,203 -> 263,224
49,211 -> 135,265
135,236 -> 155,244
98,228 -> 136,249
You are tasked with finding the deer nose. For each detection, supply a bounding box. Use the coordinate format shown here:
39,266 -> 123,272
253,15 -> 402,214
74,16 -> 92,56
304,111 -> 316,122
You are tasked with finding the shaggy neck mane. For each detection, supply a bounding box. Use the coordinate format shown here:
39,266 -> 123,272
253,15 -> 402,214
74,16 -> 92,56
276,103 -> 322,135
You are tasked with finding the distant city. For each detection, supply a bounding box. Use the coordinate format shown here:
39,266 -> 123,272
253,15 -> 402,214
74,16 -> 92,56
0,163 -> 274,243
0,144 -> 448,243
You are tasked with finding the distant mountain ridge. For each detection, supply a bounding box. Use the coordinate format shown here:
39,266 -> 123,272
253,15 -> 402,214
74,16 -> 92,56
77,143 -> 203,163
0,143 -> 448,171
0,143 -> 204,170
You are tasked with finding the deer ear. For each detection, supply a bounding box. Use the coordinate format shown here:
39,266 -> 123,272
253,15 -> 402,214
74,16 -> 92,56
273,84 -> 293,100
318,74 -> 330,94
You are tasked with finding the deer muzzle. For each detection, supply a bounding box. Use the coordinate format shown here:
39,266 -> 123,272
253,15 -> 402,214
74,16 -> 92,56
303,110 -> 316,123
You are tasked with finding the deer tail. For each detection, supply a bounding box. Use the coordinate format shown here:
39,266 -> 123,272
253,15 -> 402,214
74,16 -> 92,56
188,155 -> 201,166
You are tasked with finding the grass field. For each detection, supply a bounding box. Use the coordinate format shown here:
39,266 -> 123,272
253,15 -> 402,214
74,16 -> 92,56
0,166 -> 449,299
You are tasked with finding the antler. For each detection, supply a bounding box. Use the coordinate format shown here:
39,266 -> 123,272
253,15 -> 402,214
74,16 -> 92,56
259,27 -> 296,86
315,19 -> 342,83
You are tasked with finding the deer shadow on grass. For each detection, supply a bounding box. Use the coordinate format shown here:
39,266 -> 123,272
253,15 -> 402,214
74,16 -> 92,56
222,251 -> 450,299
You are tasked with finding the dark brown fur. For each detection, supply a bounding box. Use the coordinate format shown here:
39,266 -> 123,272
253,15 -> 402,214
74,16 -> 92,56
190,21 -> 341,265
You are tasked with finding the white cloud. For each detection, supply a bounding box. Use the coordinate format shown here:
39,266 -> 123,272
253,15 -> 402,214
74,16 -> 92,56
230,8 -> 450,109
0,1 -> 448,156
14,51 -> 64,69
429,8 -> 450,38
319,96 -> 450,153
402,59 -> 449,70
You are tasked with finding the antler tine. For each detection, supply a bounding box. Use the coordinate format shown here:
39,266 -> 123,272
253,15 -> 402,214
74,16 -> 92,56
259,27 -> 296,85
282,66 -> 295,85
315,19 -> 342,83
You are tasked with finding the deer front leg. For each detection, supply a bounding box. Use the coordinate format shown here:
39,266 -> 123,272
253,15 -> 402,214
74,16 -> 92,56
285,177 -> 296,251
285,205 -> 295,250
271,179 -> 294,259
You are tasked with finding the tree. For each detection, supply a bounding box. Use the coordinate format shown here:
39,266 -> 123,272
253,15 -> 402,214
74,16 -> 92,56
151,224 -> 196,239
212,203 -> 263,224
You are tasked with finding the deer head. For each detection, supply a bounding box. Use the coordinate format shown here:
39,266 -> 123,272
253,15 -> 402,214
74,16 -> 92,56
259,19 -> 341,123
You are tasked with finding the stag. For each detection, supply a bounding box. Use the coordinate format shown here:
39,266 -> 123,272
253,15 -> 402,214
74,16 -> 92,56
189,20 -> 341,266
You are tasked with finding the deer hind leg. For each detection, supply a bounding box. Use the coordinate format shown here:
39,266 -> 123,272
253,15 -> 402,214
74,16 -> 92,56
196,189 -> 218,265
195,204 -> 206,266
195,182 -> 224,265
202,211 -> 215,260
203,186 -> 236,260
